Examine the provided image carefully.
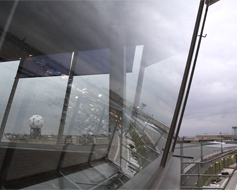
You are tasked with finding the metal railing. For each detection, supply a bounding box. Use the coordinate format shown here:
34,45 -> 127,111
180,149 -> 237,189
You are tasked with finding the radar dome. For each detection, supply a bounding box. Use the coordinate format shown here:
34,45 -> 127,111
29,115 -> 44,129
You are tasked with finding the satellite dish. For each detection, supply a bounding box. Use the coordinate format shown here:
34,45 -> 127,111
29,115 -> 44,129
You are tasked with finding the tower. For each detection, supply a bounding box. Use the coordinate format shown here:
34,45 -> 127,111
232,126 -> 237,136
29,115 -> 44,139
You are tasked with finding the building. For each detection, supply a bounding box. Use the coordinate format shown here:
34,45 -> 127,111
0,0 -> 221,189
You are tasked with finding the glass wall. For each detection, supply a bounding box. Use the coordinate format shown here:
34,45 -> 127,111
0,0 -> 199,188
0,60 -> 19,125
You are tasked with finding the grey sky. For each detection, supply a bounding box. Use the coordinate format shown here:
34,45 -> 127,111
138,0 -> 237,136
180,0 -> 237,136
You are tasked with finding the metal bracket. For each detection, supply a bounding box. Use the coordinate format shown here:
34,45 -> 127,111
198,34 -> 207,38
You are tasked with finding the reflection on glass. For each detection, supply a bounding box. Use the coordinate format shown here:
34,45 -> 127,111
0,0 -> 201,187
63,75 -> 109,146
75,49 -> 110,75
140,54 -> 186,127
75,47 -> 135,76
20,53 -> 72,78
2,76 -> 69,144
0,60 -> 19,124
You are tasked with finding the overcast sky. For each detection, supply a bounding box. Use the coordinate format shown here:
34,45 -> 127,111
137,0 -> 237,136
179,0 -> 237,136
1,0 -> 237,137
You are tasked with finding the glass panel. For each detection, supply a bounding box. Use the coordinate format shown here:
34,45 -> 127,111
0,60 -> 19,124
63,75 -> 109,162
0,0 -> 202,188
75,49 -> 110,75
1,53 -> 72,145
2,76 -> 69,144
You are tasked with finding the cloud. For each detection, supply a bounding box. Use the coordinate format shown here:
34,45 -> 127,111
179,0 -> 237,136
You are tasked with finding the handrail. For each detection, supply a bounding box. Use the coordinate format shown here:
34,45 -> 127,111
181,148 -> 237,190
181,149 -> 237,164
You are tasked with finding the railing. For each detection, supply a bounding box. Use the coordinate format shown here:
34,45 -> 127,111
180,149 -> 237,189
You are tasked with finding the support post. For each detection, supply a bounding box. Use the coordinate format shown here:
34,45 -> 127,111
198,163 -> 200,190
201,140 -> 203,162
120,126 -> 123,170
221,137 -> 223,154
161,0 -> 205,167
171,3 -> 209,152
57,52 -> 77,145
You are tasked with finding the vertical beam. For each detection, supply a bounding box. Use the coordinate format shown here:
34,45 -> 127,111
180,137 -> 184,186
0,58 -> 22,187
120,126 -> 123,170
0,57 -> 24,140
180,137 -> 184,164
221,138 -> 223,154
56,52 -> 76,170
198,163 -> 200,190
201,140 -> 203,161
56,52 -> 77,145
172,3 -> 209,152
160,0 -> 205,167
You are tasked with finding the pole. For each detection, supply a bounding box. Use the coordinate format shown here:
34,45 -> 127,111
57,52 -> 77,145
120,125 -> 123,170
198,163 -> 200,190
171,3 -> 209,152
221,137 -> 223,154
201,140 -> 204,162
160,0 -> 205,167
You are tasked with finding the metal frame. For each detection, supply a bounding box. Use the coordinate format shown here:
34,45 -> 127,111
56,52 -> 77,145
0,56 -> 23,140
0,57 -> 25,187
120,122 -> 123,170
172,2 -> 210,152
160,0 -> 206,167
